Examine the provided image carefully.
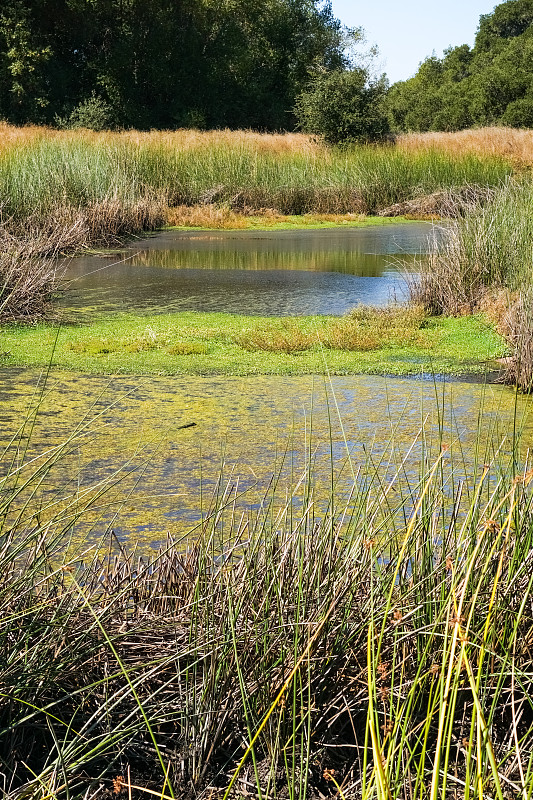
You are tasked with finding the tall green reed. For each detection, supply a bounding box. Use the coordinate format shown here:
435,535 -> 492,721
0,137 -> 512,221
413,179 -> 533,315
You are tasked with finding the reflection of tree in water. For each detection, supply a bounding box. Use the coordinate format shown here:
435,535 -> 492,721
130,246 -> 405,275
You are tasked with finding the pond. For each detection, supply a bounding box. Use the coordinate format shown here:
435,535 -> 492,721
62,223 -> 438,316
3,221 -> 526,551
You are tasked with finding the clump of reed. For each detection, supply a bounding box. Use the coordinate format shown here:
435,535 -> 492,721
4,386 -> 533,799
0,247 -> 59,322
0,197 -> 165,321
412,180 -> 533,315
411,180 -> 533,388
500,289 -> 533,390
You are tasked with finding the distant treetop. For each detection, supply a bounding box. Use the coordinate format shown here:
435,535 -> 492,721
387,0 -> 533,132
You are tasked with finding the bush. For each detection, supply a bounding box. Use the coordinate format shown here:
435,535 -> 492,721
56,94 -> 116,131
294,68 -> 390,144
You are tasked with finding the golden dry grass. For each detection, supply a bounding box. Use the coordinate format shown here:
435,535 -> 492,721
2,123 -> 529,163
0,122 -> 321,155
165,204 -> 367,228
398,126 -> 533,165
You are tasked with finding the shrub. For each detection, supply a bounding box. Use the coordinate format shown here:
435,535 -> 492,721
57,94 -> 116,131
294,68 -> 390,144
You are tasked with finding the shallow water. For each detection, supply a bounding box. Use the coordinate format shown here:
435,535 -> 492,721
62,224 -> 437,316
1,368 -> 529,550
6,222 -> 520,552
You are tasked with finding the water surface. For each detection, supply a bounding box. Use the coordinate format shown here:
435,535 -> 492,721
1,369 -> 528,549
62,224 -> 437,316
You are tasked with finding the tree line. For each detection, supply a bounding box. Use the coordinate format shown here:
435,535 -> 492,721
1,0 -> 532,138
0,0 -> 347,131
387,0 -> 533,132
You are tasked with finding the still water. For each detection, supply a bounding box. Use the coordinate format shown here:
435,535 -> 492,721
1,369 -> 529,548
62,224 -> 437,316
4,222 -> 525,550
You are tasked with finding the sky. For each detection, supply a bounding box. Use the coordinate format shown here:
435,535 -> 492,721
330,0 -> 496,84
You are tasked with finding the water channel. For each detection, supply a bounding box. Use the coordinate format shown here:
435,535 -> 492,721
2,223 -> 530,549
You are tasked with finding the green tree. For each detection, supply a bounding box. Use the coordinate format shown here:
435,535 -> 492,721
0,0 -> 348,130
295,67 -> 390,143
388,0 -> 533,131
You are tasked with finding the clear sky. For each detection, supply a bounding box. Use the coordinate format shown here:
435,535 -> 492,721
330,0 -> 496,84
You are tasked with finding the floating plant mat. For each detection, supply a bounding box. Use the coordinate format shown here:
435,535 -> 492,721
1,368 -> 531,553
61,224 -> 440,316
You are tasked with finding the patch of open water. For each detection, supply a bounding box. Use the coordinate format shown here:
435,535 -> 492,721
61,224 -> 439,316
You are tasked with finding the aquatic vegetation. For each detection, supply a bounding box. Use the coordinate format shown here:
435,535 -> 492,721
0,310 -> 507,376
3,380 -> 533,799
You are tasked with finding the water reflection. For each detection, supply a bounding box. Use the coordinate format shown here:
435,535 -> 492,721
62,224 -> 436,316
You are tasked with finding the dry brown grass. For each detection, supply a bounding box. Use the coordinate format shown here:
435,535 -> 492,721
7,198 -> 166,256
0,249 -> 59,323
377,185 -> 495,218
0,197 -> 165,322
165,204 -> 367,228
398,127 -> 533,165
0,122 -> 321,156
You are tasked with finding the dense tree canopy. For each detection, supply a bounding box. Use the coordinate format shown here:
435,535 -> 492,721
0,0 -> 347,129
3,0 -> 532,135
387,0 -> 533,131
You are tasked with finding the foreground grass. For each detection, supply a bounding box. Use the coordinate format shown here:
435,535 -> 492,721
0,308 -> 507,376
3,385 -> 533,799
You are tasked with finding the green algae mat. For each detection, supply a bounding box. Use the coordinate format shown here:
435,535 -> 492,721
0,310 -> 507,377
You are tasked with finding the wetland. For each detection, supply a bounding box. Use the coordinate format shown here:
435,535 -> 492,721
2,126 -> 533,800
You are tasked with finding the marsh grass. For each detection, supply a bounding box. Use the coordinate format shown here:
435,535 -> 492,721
0,126 -> 511,232
412,180 -> 533,388
3,384 -> 533,800
413,180 -> 533,316
398,126 -> 533,166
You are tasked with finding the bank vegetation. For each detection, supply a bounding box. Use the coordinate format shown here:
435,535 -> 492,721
2,125 -> 533,387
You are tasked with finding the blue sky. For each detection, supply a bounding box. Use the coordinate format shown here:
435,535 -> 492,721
330,0 -> 496,83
